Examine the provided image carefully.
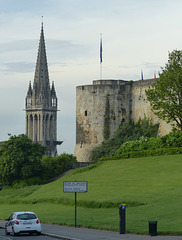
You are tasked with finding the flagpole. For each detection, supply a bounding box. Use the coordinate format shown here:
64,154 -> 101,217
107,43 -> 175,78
100,61 -> 102,80
100,33 -> 102,80
141,69 -> 143,80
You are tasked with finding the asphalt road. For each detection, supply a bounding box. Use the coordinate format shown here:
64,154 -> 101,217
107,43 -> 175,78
1,221 -> 182,240
0,228 -> 53,240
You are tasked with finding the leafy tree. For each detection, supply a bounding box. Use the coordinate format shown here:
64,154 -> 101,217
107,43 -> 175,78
146,49 -> 182,130
0,134 -> 46,185
41,153 -> 77,181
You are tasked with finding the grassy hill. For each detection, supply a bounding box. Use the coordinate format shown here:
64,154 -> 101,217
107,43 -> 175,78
0,154 -> 182,235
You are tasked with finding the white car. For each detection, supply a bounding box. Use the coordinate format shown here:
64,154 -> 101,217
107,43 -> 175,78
5,211 -> 41,236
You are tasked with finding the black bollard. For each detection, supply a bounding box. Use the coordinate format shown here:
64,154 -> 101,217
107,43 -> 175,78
119,203 -> 126,234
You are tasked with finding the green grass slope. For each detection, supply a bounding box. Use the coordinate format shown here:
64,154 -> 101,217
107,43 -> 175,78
0,154 -> 182,235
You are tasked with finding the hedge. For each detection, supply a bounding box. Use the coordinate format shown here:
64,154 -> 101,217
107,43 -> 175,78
98,147 -> 182,161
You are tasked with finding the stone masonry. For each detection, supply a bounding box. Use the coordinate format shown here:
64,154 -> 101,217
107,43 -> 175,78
74,79 -> 172,162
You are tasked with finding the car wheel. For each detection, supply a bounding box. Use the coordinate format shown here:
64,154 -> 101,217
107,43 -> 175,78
12,227 -> 16,236
5,226 -> 10,235
37,231 -> 41,235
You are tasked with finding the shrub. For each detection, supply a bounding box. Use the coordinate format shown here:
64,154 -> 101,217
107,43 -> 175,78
89,117 -> 159,162
115,132 -> 182,156
162,131 -> 182,147
12,177 -> 42,189
115,136 -> 164,155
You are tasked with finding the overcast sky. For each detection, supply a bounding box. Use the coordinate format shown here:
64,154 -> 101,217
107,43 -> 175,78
0,0 -> 182,154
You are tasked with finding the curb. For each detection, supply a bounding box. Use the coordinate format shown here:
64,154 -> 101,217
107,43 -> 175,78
42,232 -> 80,240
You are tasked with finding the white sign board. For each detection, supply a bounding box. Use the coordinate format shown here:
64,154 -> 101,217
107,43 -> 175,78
63,181 -> 87,193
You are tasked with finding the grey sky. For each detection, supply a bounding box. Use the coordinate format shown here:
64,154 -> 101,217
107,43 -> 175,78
0,0 -> 182,154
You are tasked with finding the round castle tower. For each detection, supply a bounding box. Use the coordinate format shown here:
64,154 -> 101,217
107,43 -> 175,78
74,79 -> 132,162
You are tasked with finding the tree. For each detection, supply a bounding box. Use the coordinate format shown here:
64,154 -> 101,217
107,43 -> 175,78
146,50 -> 182,130
0,134 -> 46,185
41,153 -> 77,181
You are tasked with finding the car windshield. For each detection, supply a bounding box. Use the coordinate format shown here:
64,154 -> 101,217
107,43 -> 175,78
17,213 -> 36,220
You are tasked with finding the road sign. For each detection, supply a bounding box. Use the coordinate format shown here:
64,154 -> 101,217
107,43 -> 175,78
63,181 -> 87,193
63,181 -> 88,228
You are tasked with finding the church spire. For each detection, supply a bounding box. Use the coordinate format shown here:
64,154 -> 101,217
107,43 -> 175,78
25,22 -> 61,156
33,22 -> 50,96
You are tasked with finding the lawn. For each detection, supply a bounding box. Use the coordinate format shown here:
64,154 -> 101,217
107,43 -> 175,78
0,154 -> 182,235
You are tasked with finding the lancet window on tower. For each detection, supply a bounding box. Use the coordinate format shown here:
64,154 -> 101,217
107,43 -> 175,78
27,96 -> 32,106
52,97 -> 57,107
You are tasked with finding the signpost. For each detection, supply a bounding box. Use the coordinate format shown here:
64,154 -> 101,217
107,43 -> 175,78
63,181 -> 87,228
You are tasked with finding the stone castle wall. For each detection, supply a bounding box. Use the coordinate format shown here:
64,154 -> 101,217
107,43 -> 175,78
74,79 -> 172,162
131,79 -> 172,135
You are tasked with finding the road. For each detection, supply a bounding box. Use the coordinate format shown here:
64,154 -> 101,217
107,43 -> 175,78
0,228 -> 55,240
1,221 -> 182,240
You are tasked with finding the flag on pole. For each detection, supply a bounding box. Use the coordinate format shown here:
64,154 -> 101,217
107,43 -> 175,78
100,34 -> 102,64
154,71 -> 156,79
141,69 -> 143,80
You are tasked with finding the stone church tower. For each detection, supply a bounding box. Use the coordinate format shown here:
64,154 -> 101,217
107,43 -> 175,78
25,23 -> 61,156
